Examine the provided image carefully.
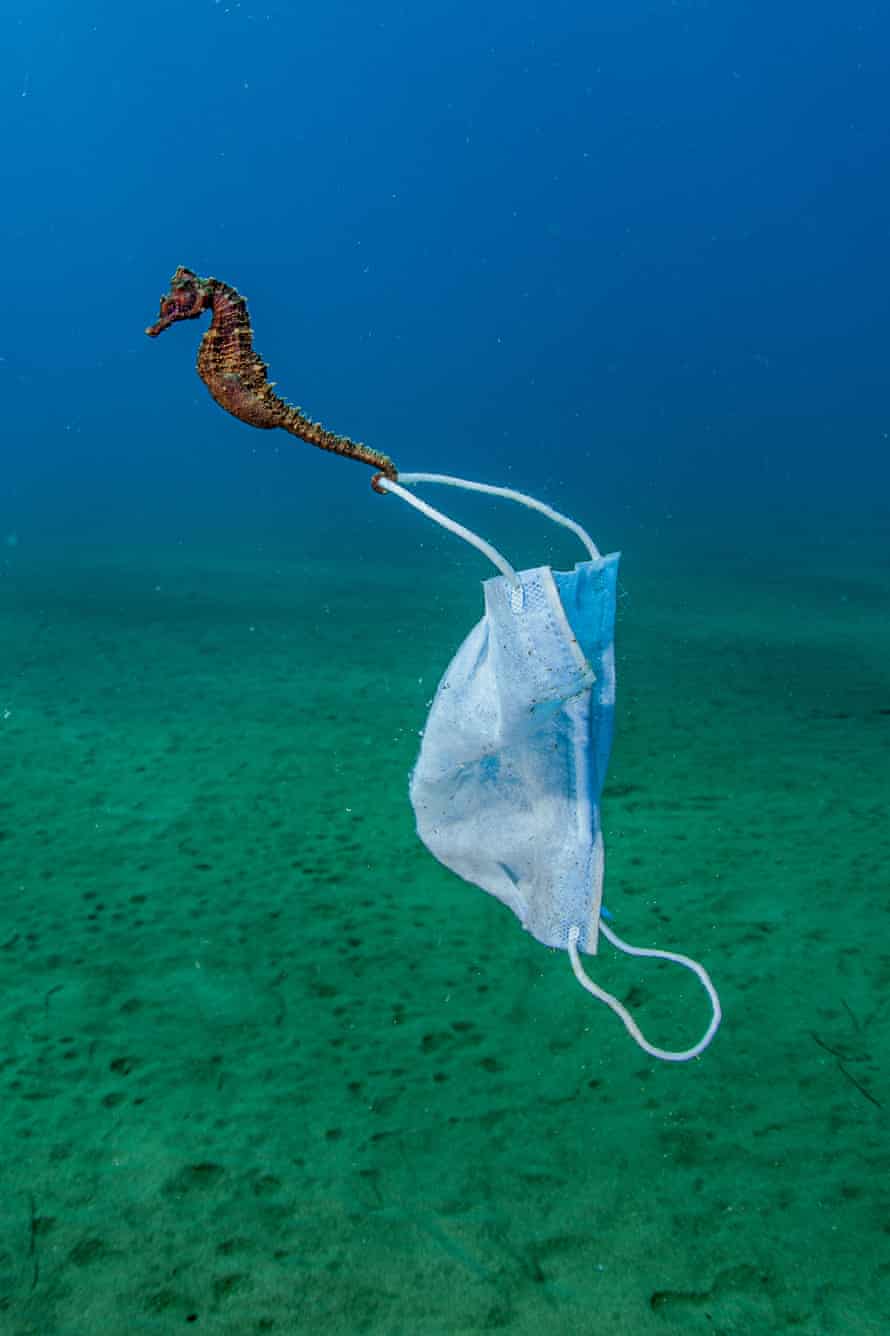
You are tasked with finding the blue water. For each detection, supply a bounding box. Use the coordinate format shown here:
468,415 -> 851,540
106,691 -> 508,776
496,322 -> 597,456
4,0 -> 888,548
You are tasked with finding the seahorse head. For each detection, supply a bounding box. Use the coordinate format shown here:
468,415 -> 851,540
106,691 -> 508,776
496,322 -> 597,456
145,266 -> 214,337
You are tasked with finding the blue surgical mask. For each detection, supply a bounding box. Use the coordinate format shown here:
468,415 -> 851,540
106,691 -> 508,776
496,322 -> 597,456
380,472 -> 721,1063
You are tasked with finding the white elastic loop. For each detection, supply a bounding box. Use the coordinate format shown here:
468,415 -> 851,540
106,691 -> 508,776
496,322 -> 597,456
567,921 -> 722,1063
377,478 -> 520,587
396,472 -> 601,561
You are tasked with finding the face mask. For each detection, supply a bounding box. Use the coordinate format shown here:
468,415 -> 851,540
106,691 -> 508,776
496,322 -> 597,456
379,472 -> 721,1063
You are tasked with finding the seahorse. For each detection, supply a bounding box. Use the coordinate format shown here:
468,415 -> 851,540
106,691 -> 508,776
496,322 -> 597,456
145,266 -> 397,492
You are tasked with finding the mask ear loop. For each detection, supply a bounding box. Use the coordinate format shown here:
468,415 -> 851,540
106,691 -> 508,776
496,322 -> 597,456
378,472 -> 603,612
378,478 -> 522,587
380,472 -> 722,1061
567,922 -> 722,1062
391,472 -> 602,560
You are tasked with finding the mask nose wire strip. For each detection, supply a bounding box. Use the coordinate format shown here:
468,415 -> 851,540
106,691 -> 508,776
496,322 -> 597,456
378,478 -> 520,588
567,922 -> 722,1062
394,472 -> 602,562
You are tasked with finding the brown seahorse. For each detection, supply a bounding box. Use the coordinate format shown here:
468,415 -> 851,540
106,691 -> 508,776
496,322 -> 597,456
145,266 -> 397,492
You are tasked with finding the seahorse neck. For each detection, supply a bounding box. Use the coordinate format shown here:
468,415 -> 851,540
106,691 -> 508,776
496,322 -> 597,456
206,279 -> 244,332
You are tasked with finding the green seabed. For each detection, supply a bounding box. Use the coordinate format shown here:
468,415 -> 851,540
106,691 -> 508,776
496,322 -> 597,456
0,504 -> 886,1334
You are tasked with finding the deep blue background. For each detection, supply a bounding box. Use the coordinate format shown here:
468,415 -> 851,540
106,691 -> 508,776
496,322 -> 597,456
2,0 -> 888,558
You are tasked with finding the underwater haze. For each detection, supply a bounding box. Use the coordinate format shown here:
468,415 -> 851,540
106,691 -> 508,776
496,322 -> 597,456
2,1 -> 889,1333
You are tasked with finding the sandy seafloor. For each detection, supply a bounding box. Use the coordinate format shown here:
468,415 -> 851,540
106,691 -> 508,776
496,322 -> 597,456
0,496 -> 887,1335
